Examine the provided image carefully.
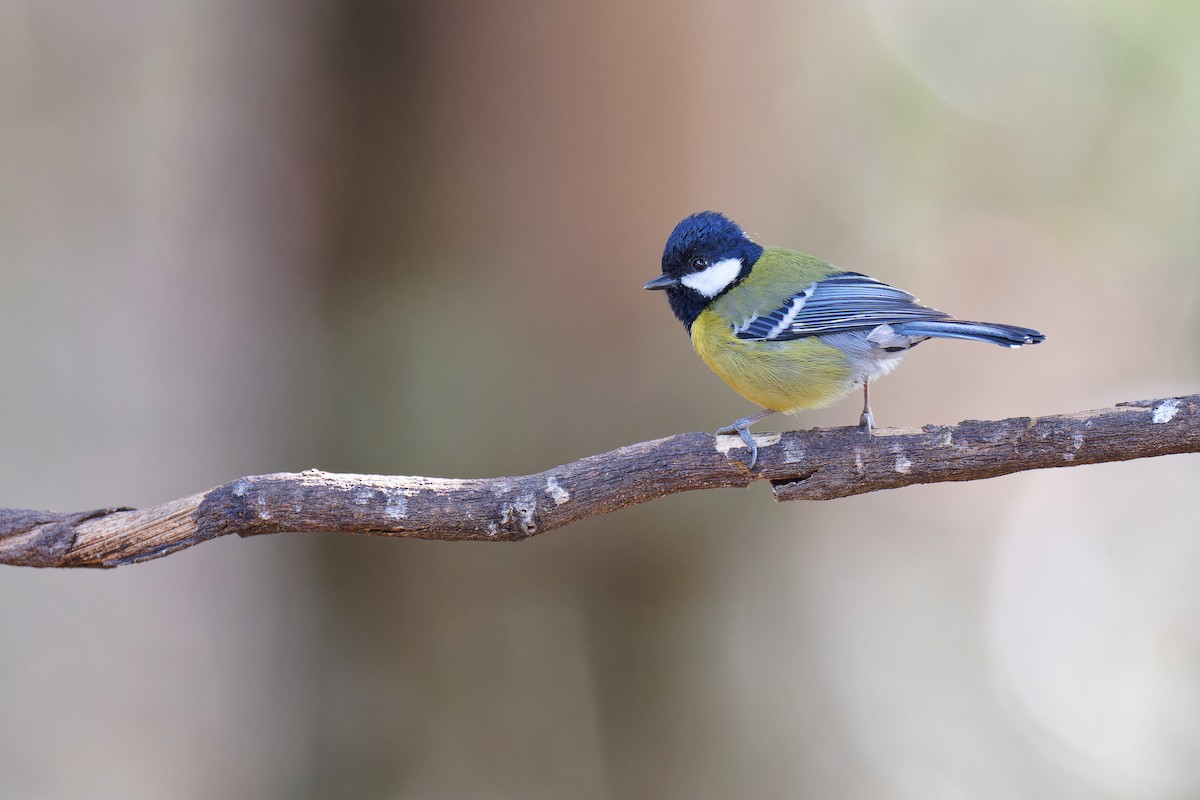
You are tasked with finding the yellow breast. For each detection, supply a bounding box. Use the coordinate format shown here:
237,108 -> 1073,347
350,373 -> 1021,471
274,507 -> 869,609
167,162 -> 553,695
690,310 -> 855,413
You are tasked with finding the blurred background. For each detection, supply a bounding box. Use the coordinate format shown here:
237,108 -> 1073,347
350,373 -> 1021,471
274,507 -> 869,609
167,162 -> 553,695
1,1 -> 1199,797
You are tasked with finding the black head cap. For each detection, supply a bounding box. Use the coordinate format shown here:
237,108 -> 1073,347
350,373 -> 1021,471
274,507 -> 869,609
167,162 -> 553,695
644,211 -> 764,330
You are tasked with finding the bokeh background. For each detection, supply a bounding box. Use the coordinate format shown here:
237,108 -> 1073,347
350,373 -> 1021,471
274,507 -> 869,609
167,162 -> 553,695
2,1 -> 1199,798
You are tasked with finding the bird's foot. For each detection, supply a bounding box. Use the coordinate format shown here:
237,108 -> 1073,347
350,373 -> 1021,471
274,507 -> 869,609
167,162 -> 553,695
716,420 -> 760,469
858,382 -> 875,434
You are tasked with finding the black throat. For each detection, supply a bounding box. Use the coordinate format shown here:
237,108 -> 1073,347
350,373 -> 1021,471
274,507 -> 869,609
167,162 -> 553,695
665,250 -> 760,332
666,288 -> 712,333
655,211 -> 764,333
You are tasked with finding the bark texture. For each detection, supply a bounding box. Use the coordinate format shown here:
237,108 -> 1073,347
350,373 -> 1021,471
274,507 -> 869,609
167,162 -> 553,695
1,395 -> 1195,568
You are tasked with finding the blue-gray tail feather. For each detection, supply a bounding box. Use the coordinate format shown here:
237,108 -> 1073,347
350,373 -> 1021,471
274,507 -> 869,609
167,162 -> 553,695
892,320 -> 1046,348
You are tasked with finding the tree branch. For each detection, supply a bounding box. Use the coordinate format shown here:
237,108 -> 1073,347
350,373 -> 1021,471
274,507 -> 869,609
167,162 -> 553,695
2,394 -> 1196,569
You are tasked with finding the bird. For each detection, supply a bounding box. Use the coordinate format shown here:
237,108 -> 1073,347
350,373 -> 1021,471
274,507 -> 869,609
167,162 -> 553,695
644,211 -> 1045,468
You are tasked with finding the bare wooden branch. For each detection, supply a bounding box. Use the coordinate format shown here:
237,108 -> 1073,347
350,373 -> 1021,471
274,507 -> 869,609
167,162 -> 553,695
2,394 -> 1196,569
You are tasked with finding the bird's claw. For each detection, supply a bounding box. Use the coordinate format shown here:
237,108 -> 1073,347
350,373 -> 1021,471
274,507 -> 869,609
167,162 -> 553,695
716,423 -> 759,469
858,409 -> 874,433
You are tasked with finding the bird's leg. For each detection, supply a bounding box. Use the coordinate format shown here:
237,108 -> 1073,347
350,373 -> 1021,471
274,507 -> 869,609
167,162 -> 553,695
716,408 -> 776,469
858,382 -> 874,432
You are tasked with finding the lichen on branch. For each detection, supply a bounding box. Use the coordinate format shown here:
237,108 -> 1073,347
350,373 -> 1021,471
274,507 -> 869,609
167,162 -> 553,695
1,395 -> 1196,569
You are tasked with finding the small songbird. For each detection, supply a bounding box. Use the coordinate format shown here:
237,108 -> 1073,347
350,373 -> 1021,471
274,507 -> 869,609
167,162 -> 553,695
644,211 -> 1045,467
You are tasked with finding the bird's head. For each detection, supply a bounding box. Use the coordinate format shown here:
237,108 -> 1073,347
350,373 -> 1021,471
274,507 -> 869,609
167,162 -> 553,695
644,211 -> 764,330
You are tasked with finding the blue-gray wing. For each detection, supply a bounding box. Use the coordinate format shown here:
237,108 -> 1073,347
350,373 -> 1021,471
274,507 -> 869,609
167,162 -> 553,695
734,272 -> 950,341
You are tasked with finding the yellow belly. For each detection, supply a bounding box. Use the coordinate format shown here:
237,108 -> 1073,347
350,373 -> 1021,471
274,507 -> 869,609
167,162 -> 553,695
691,311 -> 855,412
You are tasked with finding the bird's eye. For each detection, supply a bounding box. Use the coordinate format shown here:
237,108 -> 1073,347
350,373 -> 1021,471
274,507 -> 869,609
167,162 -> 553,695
690,257 -> 709,272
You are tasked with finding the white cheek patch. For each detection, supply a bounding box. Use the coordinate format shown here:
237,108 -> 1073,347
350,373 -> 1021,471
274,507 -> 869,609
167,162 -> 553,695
679,257 -> 743,298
